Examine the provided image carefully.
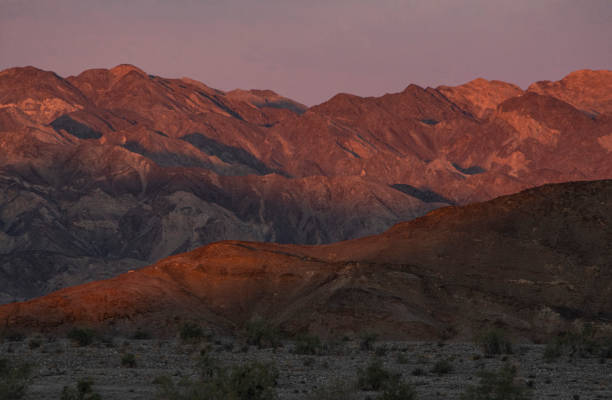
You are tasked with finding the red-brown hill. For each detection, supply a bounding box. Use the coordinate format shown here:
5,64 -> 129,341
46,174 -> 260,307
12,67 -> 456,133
2,180 -> 610,340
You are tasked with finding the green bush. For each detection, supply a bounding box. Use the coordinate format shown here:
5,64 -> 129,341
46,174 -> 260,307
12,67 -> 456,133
60,377 -> 101,400
0,359 -> 31,400
431,359 -> 453,375
460,364 -> 531,400
121,353 -> 137,368
245,318 -> 281,349
180,322 -> 204,342
357,359 -> 395,391
377,378 -> 417,400
293,334 -> 323,355
67,327 -> 95,347
477,328 -> 513,356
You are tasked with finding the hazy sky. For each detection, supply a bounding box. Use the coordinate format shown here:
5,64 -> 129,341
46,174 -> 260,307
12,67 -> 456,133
1,0 -> 611,105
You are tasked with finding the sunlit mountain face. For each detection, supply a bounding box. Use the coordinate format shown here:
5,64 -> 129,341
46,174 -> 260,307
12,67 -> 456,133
0,65 -> 611,304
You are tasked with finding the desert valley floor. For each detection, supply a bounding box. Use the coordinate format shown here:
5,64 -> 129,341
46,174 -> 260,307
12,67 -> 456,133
2,335 -> 611,399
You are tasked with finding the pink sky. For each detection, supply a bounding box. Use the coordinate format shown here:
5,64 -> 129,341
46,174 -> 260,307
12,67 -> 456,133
1,0 -> 611,106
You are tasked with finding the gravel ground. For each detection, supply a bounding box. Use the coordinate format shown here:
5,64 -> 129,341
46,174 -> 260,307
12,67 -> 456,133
2,336 -> 611,399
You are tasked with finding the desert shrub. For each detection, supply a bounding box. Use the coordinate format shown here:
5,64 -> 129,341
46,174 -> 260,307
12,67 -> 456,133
152,375 -> 172,385
229,361 -> 279,399
197,350 -> 219,379
477,328 -> 513,356
375,345 -> 389,357
377,378 -> 417,400
245,318 -> 281,349
293,334 -> 323,355
121,353 -> 137,368
308,379 -> 356,400
28,338 -> 42,350
542,341 -> 563,362
180,322 -> 204,342
357,359 -> 395,391
600,337 -> 612,359
60,377 -> 101,400
302,357 -> 315,367
0,359 -> 32,400
359,332 -> 378,351
156,361 -> 278,400
460,364 -> 531,400
67,327 -> 95,347
543,325 -> 612,361
431,359 -> 453,375
133,329 -> 152,340
2,332 -> 25,343
396,353 -> 409,364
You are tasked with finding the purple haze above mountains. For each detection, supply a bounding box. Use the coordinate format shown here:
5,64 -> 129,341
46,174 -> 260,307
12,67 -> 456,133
1,0 -> 611,105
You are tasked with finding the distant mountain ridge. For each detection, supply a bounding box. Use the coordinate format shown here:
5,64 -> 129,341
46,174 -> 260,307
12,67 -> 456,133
0,65 -> 611,302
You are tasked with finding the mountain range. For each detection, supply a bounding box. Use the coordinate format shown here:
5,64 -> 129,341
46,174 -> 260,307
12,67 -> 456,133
2,180 -> 611,339
0,65 -> 611,304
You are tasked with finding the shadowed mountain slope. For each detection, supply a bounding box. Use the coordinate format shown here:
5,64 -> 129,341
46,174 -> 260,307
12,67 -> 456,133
1,180 -> 611,340
0,65 -> 611,302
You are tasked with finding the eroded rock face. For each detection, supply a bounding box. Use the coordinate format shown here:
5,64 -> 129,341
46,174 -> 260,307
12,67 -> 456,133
2,180 -> 611,340
0,65 -> 611,302
527,69 -> 612,115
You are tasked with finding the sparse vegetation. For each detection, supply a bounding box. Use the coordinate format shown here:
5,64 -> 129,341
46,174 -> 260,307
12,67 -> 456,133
67,327 -> 95,347
60,377 -> 102,400
179,322 -> 205,342
359,332 -> 378,351
460,364 -> 531,400
302,357 -> 315,367
308,379 -> 356,400
245,317 -> 281,349
0,359 -> 31,400
375,345 -> 389,357
357,359 -> 395,391
477,328 -> 513,356
377,378 -> 417,400
133,329 -> 152,340
293,333 -> 323,355
542,324 -> 612,361
121,353 -> 137,368
431,359 -> 453,375
396,353 -> 409,364
1,331 -> 25,343
28,338 -> 42,350
156,360 -> 278,400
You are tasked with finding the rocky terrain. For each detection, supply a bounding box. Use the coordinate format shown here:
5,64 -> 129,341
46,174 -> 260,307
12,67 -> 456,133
1,335 -> 611,400
2,180 -> 611,341
1,65 -> 611,302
